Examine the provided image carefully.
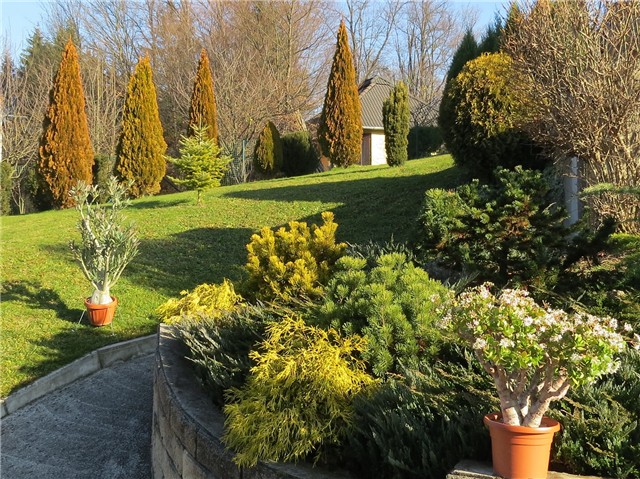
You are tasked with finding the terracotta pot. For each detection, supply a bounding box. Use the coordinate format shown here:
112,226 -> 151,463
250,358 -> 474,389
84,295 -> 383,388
84,296 -> 118,327
484,413 -> 560,479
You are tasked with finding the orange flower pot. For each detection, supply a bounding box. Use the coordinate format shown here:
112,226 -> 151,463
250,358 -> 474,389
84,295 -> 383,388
84,296 -> 118,327
484,413 -> 560,479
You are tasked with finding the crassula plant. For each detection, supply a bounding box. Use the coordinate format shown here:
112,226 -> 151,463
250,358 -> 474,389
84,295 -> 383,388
449,283 -> 626,428
70,177 -> 139,305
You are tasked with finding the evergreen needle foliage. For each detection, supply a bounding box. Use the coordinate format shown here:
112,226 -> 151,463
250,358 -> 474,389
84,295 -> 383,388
115,56 -> 167,198
223,316 -> 375,467
253,121 -> 283,175
383,81 -> 410,167
167,125 -> 230,205
318,20 -> 363,168
188,49 -> 219,144
38,39 -> 94,209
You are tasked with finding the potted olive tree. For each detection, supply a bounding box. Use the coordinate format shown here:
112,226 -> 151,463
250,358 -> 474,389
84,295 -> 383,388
449,283 -> 627,479
70,177 -> 139,326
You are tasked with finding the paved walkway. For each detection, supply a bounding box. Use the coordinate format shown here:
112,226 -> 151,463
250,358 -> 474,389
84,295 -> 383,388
1,354 -> 154,479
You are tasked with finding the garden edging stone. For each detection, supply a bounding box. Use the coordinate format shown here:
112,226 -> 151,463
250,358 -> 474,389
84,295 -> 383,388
0,333 -> 156,418
446,460 -> 606,479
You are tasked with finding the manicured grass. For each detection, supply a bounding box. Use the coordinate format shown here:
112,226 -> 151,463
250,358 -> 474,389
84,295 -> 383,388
0,155 -> 460,397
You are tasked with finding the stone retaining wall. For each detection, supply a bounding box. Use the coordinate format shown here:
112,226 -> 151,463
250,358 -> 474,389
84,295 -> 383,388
152,324 -> 352,479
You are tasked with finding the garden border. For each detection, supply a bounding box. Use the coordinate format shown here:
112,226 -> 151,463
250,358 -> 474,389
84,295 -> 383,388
152,323 -> 353,479
0,334 -> 156,418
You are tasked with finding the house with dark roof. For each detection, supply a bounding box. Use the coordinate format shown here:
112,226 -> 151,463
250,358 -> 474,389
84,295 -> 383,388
358,77 -> 425,166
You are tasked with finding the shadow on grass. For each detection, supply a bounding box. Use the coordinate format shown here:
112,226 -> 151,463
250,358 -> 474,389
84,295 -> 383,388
128,226 -> 254,297
130,198 -> 191,210
223,166 -> 462,245
1,280 -> 84,323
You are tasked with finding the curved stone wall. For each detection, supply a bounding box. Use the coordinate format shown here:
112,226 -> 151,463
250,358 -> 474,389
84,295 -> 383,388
152,324 -> 352,479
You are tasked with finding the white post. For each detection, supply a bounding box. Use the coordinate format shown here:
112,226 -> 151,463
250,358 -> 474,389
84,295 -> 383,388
564,156 -> 580,226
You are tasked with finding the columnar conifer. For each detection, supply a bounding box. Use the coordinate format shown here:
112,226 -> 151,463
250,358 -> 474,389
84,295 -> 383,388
318,20 -> 362,168
188,49 -> 219,144
115,56 -> 167,197
38,39 -> 94,209
254,121 -> 283,174
383,81 -> 410,167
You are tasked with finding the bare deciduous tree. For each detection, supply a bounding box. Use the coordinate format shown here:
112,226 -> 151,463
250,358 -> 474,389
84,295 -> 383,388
504,0 -> 640,232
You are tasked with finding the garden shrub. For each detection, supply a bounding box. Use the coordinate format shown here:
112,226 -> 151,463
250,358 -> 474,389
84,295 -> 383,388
92,154 -> 116,202
346,238 -> 416,270
446,52 -> 544,179
1,161 -> 13,215
346,346 -> 497,479
253,120 -> 283,175
407,126 -> 443,159
282,131 -> 319,177
313,252 -> 451,377
223,316 -> 375,467
417,166 -> 567,288
156,279 -> 243,324
244,211 -> 346,302
175,304 -> 277,406
551,348 -> 640,478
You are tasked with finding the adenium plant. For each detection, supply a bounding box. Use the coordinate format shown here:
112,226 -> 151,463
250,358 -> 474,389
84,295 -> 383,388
449,283 -> 626,428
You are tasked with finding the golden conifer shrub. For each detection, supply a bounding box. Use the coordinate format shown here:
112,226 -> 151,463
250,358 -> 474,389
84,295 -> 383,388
115,56 -> 167,197
38,39 -> 94,209
223,316 -> 376,467
188,49 -> 219,144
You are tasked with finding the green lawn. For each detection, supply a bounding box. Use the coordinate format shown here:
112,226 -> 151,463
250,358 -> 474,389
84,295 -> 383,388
0,155 -> 460,397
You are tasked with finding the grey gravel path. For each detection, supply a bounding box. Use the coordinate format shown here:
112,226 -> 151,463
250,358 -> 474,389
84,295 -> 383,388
1,354 -> 154,479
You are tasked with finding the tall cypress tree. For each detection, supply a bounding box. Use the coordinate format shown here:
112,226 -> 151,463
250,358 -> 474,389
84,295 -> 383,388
254,121 -> 283,175
188,49 -> 219,144
383,81 -> 410,167
318,20 -> 362,168
438,30 -> 478,156
38,39 -> 94,209
115,56 -> 167,197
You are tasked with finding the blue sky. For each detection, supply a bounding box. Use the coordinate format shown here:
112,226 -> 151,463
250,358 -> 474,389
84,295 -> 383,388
2,1 -> 508,58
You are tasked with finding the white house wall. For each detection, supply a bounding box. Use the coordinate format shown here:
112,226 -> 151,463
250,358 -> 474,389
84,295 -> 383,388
370,132 -> 387,166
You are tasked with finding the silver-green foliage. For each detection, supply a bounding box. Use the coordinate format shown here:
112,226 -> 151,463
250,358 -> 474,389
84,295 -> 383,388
69,177 -> 139,304
167,125 -> 230,205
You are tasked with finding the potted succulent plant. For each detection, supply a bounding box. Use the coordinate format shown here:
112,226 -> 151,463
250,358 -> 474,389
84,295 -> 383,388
448,283 -> 626,479
70,177 -> 139,326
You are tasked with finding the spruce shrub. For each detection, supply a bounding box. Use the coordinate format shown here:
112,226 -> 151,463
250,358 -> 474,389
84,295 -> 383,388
312,252 -> 451,377
244,211 -> 346,302
156,279 -> 243,325
282,131 -> 319,177
417,167 -> 567,287
223,316 -> 375,467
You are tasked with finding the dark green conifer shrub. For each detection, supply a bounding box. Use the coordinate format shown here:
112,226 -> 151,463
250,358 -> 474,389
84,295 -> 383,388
551,349 -> 640,478
313,253 -> 451,377
417,167 -> 567,287
223,316 -> 375,467
1,162 -> 14,215
253,121 -> 283,175
346,347 -> 497,479
281,131 -> 319,176
407,126 -> 443,159
383,81 -> 410,167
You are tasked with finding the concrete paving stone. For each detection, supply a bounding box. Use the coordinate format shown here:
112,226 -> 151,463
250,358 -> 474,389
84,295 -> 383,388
0,354 -> 154,479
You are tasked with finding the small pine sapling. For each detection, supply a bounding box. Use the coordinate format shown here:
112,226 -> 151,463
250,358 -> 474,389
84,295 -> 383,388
167,125 -> 231,205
